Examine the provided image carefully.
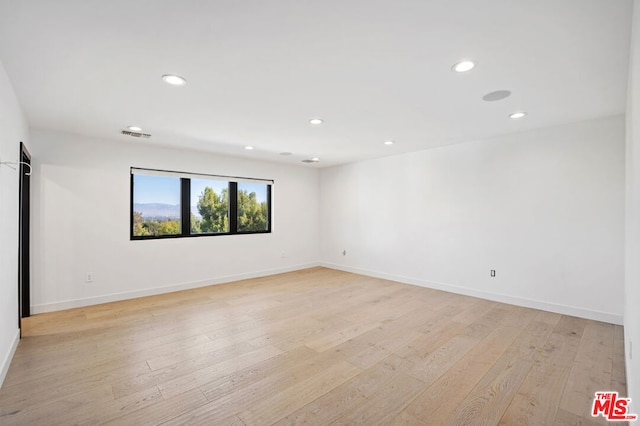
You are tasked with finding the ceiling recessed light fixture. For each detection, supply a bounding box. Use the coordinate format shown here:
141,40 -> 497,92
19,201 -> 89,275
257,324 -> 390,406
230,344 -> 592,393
309,118 -> 323,125
452,60 -> 475,73
384,140 -> 396,145
311,157 -> 320,162
128,126 -> 142,132
279,152 -> 293,156
244,146 -> 254,150
509,111 -> 527,119
162,74 -> 187,86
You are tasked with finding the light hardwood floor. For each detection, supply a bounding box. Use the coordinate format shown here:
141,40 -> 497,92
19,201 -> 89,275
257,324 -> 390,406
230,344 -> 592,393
0,267 -> 627,425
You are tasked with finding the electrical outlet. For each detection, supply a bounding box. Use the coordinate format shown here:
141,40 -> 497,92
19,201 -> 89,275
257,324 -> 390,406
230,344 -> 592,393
490,270 -> 496,277
85,273 -> 93,283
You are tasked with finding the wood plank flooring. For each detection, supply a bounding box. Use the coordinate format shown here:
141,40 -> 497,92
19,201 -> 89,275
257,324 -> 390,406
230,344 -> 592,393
0,267 -> 627,425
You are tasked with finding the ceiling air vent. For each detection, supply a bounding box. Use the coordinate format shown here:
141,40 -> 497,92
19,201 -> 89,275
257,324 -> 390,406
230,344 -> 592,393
121,130 -> 151,138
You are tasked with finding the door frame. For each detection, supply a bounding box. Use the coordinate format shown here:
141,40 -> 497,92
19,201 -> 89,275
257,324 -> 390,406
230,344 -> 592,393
18,141 -> 31,334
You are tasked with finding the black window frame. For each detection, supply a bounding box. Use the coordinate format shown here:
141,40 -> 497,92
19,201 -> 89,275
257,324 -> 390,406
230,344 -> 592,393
130,168 -> 272,240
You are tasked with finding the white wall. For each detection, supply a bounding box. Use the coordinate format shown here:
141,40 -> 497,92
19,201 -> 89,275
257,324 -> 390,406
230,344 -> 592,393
625,0 -> 640,412
320,116 -> 626,324
28,129 -> 320,312
0,59 -> 28,387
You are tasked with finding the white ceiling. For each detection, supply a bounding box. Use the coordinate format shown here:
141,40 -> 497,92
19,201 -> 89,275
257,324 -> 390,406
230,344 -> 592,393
0,0 -> 633,167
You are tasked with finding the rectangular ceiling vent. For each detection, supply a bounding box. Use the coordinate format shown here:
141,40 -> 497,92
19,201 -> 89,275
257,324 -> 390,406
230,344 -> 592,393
121,130 -> 151,138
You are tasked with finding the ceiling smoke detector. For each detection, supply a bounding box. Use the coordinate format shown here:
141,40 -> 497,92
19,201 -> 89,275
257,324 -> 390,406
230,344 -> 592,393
121,129 -> 151,138
482,90 -> 512,101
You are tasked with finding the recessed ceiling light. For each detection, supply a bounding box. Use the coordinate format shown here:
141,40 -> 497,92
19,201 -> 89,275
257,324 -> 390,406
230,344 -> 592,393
309,118 -> 323,125
279,152 -> 293,156
162,74 -> 187,86
384,140 -> 396,145
311,157 -> 320,162
128,126 -> 142,132
509,111 -> 527,119
452,60 -> 475,73
244,146 -> 254,150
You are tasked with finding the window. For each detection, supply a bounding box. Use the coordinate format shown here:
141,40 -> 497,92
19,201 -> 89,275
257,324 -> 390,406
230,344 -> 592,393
131,168 -> 272,240
132,174 -> 181,237
237,182 -> 270,233
190,178 -> 229,234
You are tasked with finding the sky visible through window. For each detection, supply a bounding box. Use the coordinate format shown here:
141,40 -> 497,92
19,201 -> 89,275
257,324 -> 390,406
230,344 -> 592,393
133,175 -> 180,205
134,174 -> 268,206
238,182 -> 267,204
190,179 -> 229,206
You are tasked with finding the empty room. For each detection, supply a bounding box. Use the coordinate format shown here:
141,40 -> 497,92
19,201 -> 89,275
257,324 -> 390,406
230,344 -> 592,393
1,0 -> 639,425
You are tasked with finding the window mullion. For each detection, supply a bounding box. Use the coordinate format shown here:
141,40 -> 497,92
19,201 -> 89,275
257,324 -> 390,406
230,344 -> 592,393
267,184 -> 272,232
229,181 -> 238,234
180,178 -> 191,236
130,173 -> 135,239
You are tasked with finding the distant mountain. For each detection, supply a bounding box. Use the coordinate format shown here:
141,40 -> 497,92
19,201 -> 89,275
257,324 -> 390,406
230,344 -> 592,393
133,203 -> 180,220
133,203 -> 204,220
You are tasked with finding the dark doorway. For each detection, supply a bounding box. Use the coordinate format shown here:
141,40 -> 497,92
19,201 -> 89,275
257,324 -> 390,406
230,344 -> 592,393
18,142 -> 31,334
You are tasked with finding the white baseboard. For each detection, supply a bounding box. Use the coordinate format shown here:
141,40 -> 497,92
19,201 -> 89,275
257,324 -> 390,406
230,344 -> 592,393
31,262 -> 320,314
0,328 -> 20,389
320,262 -> 624,325
30,260 -> 623,325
